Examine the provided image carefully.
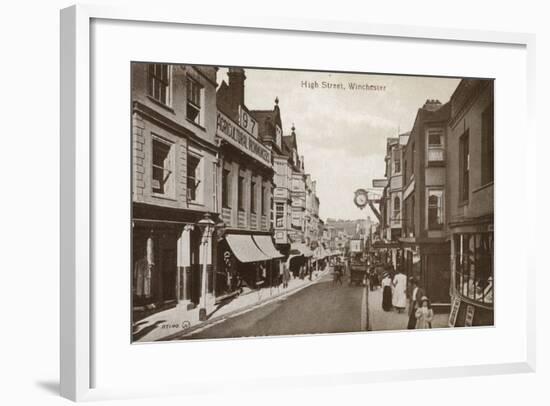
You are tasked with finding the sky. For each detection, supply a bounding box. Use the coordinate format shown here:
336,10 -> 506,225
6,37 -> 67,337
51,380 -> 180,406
217,67 -> 460,222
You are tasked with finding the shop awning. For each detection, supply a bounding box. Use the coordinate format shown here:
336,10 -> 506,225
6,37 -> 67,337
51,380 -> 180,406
289,243 -> 314,258
252,235 -> 284,259
226,234 -> 271,263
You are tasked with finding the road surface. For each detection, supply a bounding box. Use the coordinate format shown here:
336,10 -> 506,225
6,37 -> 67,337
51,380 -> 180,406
181,271 -> 367,340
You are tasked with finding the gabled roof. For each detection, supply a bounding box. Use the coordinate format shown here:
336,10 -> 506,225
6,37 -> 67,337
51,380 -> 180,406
250,106 -> 283,152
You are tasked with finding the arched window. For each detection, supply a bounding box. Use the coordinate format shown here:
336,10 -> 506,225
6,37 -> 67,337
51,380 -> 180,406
393,196 -> 401,220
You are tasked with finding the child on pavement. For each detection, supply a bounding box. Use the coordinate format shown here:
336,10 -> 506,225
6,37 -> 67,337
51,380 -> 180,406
415,296 -> 434,329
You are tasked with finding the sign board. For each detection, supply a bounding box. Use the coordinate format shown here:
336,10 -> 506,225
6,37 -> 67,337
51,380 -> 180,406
350,239 -> 363,253
448,296 -> 461,327
464,304 -> 476,327
238,106 -> 259,138
216,111 -> 271,167
372,178 -> 387,188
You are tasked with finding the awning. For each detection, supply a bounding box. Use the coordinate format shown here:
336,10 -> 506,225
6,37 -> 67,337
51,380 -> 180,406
226,234 -> 271,263
289,243 -> 313,258
252,235 -> 284,259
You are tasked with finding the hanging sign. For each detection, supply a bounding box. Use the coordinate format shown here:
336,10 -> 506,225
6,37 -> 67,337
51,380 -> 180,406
449,296 -> 461,327
464,304 -> 476,327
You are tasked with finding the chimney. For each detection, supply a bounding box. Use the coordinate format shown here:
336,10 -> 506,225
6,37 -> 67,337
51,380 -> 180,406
227,67 -> 246,107
422,99 -> 442,111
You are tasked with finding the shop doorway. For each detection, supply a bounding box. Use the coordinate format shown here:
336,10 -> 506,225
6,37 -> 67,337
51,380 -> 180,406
190,227 -> 202,305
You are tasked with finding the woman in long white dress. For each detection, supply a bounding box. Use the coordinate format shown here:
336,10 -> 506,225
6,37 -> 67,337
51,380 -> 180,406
392,270 -> 407,312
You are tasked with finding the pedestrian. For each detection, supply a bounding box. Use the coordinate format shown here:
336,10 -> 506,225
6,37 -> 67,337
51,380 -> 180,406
282,261 -> 290,289
381,272 -> 393,311
392,269 -> 407,313
333,264 -> 343,285
415,296 -> 434,329
407,277 -> 426,329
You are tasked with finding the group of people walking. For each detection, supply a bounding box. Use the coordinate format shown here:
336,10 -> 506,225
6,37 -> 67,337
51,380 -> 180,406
379,267 -> 434,329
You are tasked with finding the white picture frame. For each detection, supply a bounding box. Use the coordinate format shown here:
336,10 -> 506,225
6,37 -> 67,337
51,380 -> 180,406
60,4 -> 536,402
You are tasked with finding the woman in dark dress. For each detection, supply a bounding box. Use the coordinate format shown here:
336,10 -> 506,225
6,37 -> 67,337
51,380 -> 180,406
381,272 -> 393,311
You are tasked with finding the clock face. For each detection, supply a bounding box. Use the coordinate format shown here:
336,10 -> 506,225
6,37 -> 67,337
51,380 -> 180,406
355,194 -> 367,205
354,189 -> 368,208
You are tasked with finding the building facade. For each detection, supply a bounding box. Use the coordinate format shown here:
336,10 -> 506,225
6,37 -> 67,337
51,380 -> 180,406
215,68 -> 283,299
400,99 -> 452,307
305,176 -> 321,249
447,79 -> 494,326
250,99 -> 292,256
284,128 -> 307,244
131,63 -> 220,317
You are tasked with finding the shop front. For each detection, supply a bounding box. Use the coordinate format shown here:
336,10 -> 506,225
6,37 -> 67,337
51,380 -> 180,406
287,242 -> 314,278
132,204 -> 220,321
449,221 -> 494,327
371,240 -> 402,271
216,232 -> 283,301
401,239 -> 451,308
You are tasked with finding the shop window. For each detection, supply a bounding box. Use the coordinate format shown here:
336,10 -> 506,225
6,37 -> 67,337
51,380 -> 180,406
222,169 -> 231,208
427,189 -> 444,230
147,64 -> 171,105
455,233 -> 494,304
275,203 -> 284,228
186,77 -> 203,125
238,176 -> 245,211
481,103 -> 494,185
459,131 -> 470,202
186,153 -> 201,203
152,137 -> 174,197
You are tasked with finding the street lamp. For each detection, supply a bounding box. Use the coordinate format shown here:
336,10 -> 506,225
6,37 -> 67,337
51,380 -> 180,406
197,213 -> 215,322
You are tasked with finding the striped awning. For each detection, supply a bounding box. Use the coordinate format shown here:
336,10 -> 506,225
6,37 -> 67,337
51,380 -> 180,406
252,235 -> 284,259
226,234 -> 270,263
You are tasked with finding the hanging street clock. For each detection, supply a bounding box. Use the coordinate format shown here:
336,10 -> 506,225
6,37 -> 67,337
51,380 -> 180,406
353,188 -> 369,209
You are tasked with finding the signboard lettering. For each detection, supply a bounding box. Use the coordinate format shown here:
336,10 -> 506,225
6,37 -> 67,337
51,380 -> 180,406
449,296 -> 461,327
216,111 -> 271,166
464,304 -> 475,327
238,106 -> 258,138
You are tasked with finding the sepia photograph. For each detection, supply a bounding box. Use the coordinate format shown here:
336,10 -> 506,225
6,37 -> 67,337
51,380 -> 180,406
131,63 -> 494,343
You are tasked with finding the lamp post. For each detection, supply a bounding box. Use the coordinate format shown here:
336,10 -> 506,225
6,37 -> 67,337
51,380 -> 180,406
197,213 -> 215,322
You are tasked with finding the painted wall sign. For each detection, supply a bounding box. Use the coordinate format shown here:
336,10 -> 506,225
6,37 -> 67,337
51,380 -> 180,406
238,106 -> 259,138
216,111 -> 271,167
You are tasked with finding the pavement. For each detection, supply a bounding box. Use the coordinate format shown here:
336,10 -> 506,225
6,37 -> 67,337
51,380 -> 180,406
367,286 -> 450,331
133,268 -> 331,342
